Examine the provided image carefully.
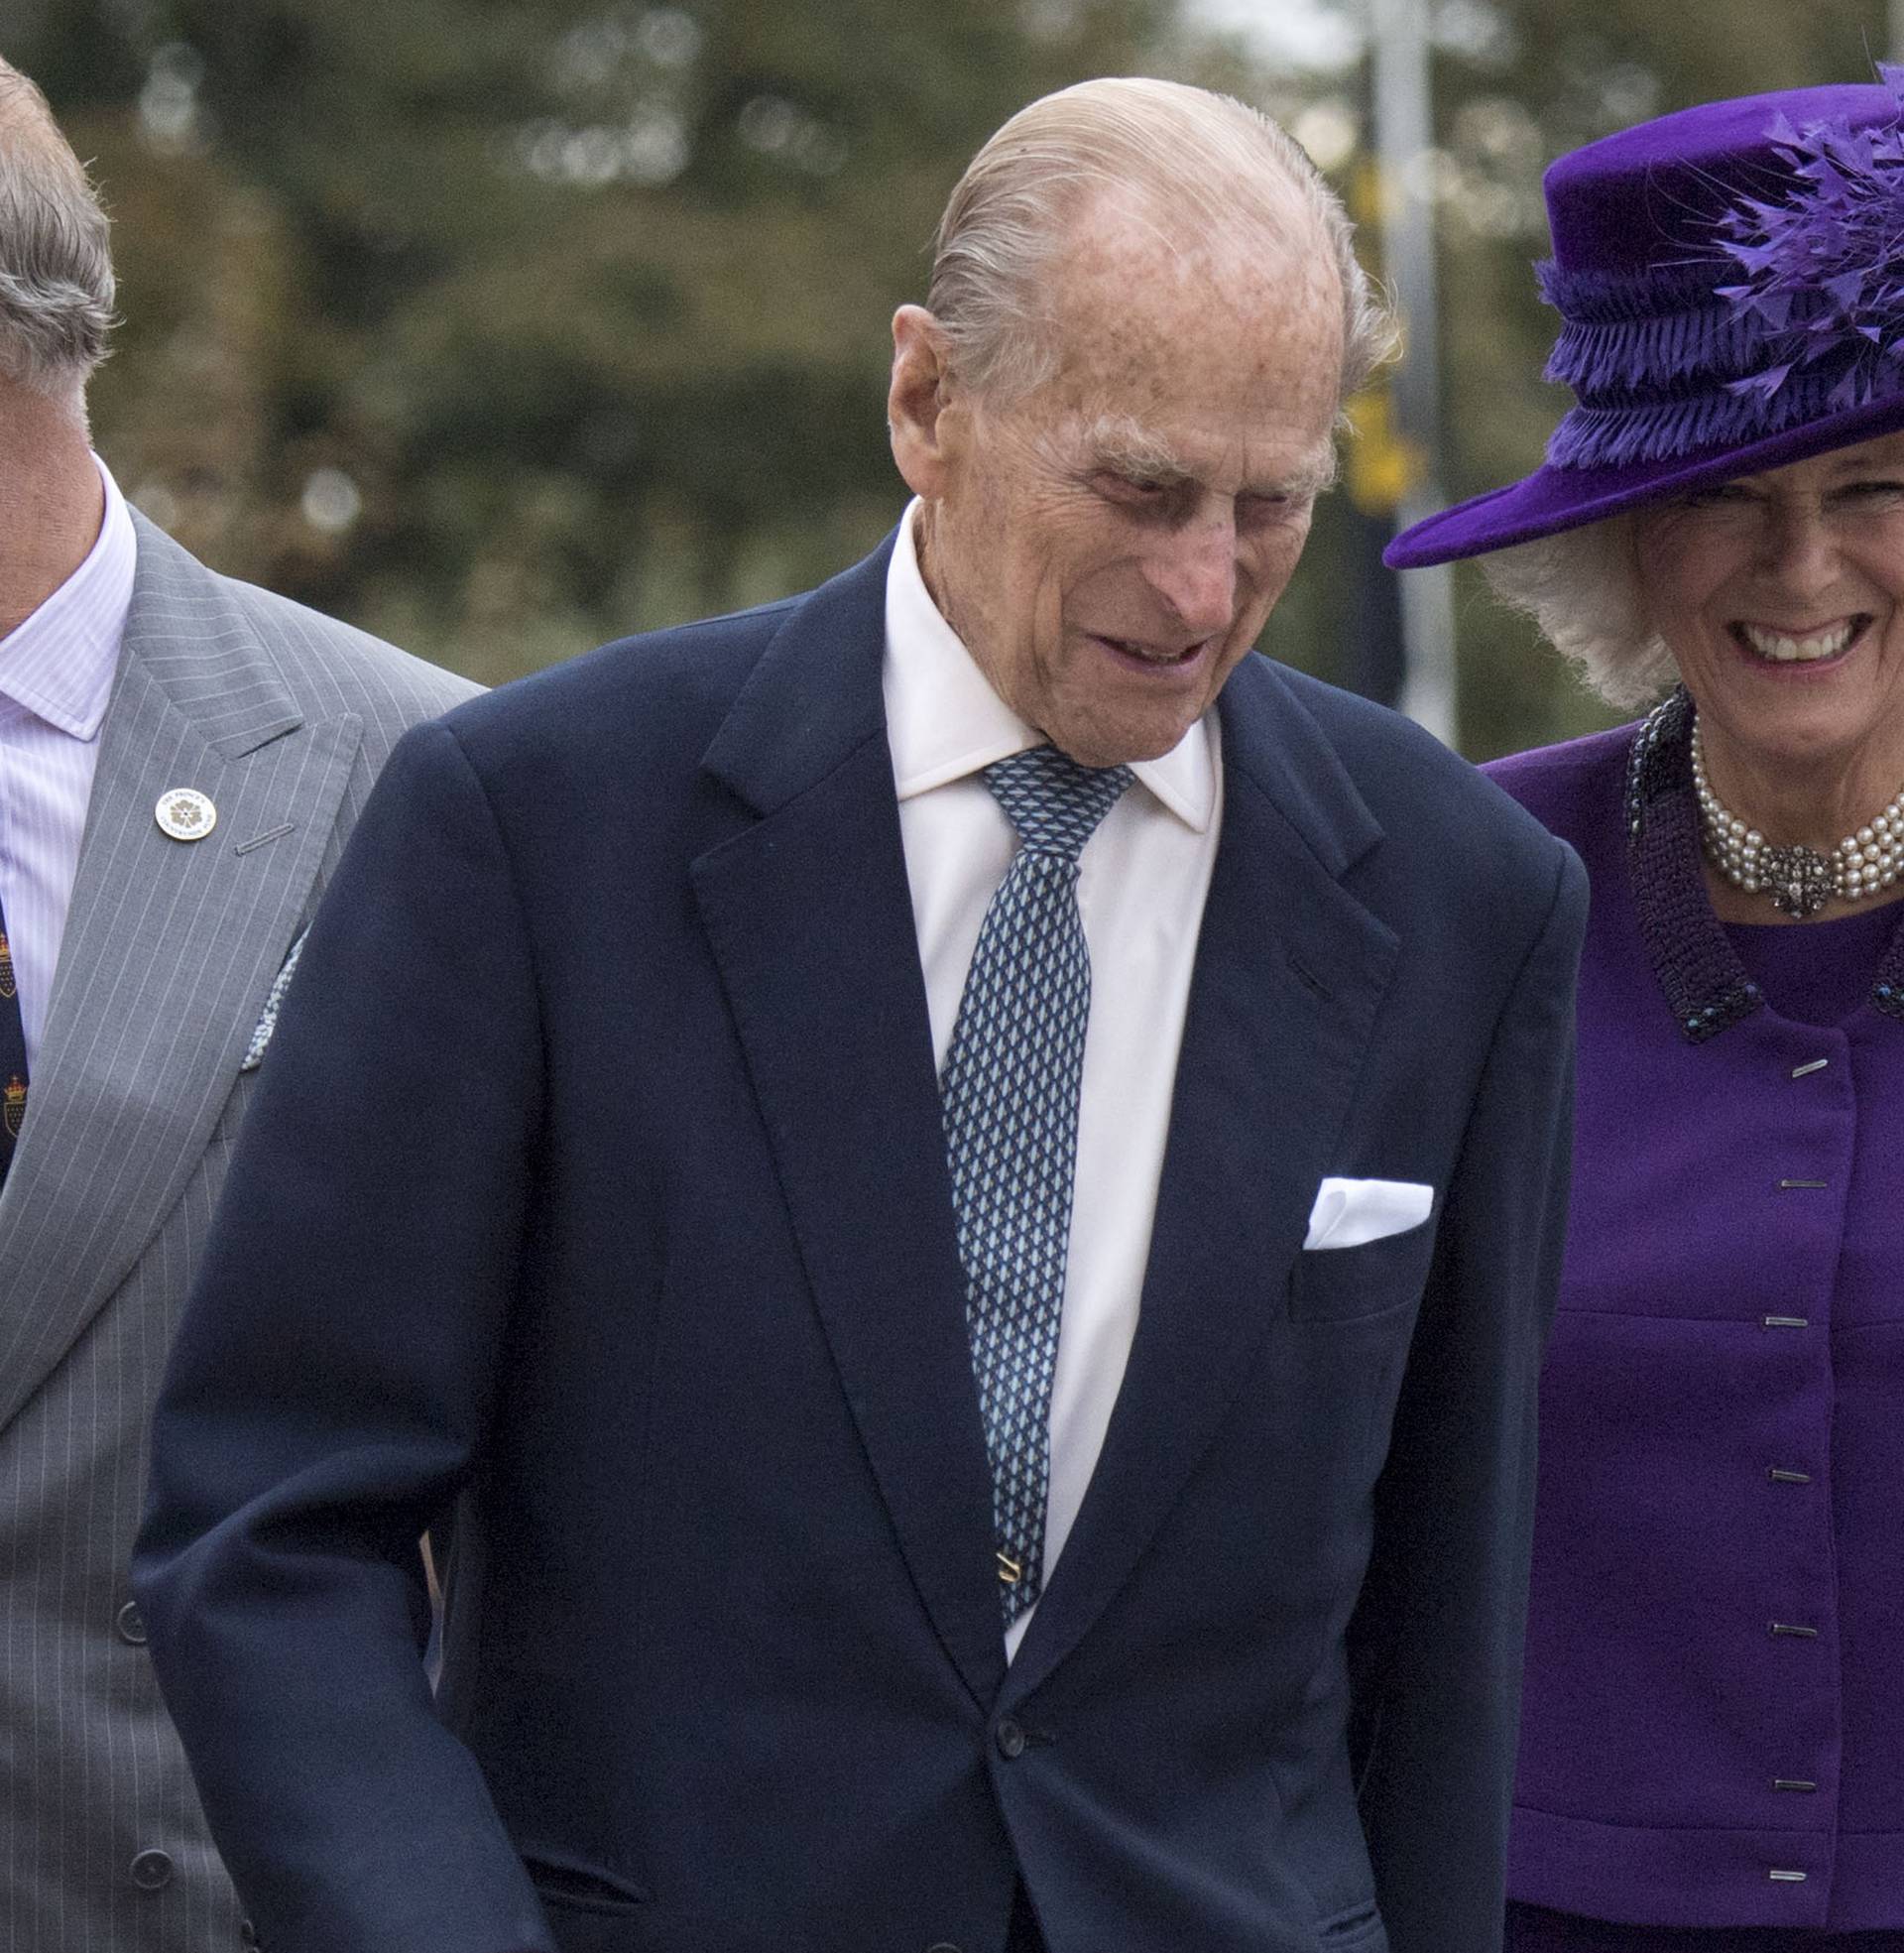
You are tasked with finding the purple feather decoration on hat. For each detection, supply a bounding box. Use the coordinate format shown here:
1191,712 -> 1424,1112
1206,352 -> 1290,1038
1539,68 -> 1904,470
1710,65 -> 1904,414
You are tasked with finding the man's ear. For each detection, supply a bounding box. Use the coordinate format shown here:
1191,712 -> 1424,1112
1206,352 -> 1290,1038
888,305 -> 961,500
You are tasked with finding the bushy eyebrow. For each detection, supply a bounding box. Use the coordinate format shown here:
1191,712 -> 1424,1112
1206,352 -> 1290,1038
1280,445 -> 1342,498
1072,412 -> 1339,500
1082,414 -> 1186,481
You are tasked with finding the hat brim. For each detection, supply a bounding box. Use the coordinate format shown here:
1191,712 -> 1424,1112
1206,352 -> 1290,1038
1382,385 -> 1904,568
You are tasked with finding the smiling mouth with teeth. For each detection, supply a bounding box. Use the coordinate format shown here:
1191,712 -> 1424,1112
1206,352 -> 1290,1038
1732,618 -> 1864,663
1099,635 -> 1202,666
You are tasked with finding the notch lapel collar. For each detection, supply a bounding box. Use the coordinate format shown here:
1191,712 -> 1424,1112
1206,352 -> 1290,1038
691,541 -> 1008,1709
0,518 -> 364,1435
1008,657 -> 1401,1698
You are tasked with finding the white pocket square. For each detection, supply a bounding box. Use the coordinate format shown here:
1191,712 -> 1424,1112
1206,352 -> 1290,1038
1303,1176 -> 1434,1252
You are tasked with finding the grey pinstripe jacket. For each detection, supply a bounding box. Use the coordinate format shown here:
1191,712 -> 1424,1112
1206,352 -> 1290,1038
0,511 -> 478,1950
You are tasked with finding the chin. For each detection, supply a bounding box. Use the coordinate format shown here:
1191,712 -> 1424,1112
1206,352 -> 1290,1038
1730,715 -> 1879,773
1062,726 -> 1182,769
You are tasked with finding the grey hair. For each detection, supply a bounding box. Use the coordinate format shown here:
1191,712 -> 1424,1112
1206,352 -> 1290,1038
1482,514 -> 1677,710
926,76 -> 1393,412
0,60 -> 115,400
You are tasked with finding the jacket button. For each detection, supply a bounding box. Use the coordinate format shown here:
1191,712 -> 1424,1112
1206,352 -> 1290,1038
130,1849 -> 175,1891
995,1719 -> 1026,1760
240,1920 -> 261,1947
115,1601 -> 148,1645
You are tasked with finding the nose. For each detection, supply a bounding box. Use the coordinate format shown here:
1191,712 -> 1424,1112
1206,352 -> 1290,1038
1755,498 -> 1840,595
1143,510 -> 1240,639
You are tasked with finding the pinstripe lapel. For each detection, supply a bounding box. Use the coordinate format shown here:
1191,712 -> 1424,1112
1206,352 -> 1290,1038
0,522 -> 364,1435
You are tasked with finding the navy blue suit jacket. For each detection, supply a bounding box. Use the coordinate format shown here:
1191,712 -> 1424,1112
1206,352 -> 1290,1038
135,536 -> 1586,1953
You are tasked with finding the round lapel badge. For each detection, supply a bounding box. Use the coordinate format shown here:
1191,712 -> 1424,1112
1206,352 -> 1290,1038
155,788 -> 217,842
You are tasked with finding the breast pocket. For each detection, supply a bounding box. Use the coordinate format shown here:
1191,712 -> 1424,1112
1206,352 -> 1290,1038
524,1851 -> 653,1916
528,1856 -> 657,1953
1288,1217 -> 1436,1324
1314,1898 -> 1389,1953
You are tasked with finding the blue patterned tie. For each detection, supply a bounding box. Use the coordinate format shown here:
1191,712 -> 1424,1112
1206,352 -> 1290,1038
941,744 -> 1134,1627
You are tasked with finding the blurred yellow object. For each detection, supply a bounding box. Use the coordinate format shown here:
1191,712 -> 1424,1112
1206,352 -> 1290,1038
1344,387 -> 1424,518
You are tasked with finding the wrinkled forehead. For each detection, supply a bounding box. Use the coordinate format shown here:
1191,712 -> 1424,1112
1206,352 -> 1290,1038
1047,190 -> 1342,358
1035,222 -> 1343,436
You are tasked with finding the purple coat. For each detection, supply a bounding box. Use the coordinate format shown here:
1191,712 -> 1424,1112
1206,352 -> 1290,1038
1488,700 -> 1904,1933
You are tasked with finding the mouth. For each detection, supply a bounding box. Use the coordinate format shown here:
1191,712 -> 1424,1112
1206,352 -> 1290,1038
1091,633 -> 1211,670
1730,616 -> 1866,666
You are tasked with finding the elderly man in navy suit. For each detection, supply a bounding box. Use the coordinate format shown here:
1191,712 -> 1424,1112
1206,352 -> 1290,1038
136,76 -> 1586,1953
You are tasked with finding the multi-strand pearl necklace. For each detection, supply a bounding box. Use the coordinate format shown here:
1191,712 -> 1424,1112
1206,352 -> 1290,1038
1691,718 -> 1904,918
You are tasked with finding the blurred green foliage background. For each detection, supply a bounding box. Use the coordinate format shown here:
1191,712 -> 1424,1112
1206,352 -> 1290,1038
7,0 -> 1896,753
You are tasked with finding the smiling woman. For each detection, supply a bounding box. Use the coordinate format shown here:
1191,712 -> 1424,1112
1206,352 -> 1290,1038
1631,438 -> 1904,907
1387,74 -> 1904,1953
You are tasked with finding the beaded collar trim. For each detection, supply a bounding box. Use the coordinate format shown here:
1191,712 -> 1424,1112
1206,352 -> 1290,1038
1623,688 -> 1904,1040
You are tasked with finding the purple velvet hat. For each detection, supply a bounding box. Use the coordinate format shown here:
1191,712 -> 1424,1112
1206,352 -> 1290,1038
1386,73 -> 1904,567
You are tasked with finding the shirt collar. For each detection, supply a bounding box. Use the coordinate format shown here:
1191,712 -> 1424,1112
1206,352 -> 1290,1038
0,453 -> 135,741
882,498 -> 1217,831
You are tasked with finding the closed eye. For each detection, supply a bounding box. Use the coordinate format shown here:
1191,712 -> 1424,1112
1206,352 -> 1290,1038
1091,475 -> 1306,530
1237,490 -> 1299,524
1091,470 -> 1180,505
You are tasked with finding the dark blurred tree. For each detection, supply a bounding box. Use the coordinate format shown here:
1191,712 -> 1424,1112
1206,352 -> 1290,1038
16,0 -> 1883,743
13,0 -> 1287,682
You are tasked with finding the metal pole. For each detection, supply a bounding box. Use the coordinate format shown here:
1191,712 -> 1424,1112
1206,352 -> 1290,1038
1368,0 -> 1458,746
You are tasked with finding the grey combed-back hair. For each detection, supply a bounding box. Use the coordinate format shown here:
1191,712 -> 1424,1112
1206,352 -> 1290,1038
1483,516 -> 1677,710
0,59 -> 115,400
926,76 -> 1393,412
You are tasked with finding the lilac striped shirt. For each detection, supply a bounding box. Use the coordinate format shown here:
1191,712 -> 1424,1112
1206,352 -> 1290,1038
0,456 -> 135,1066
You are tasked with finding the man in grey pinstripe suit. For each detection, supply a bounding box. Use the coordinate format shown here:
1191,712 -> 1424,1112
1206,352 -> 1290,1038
0,59 -> 478,1950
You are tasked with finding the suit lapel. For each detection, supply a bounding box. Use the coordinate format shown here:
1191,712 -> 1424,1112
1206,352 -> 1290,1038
694,578 -> 1407,1707
692,542 -> 1009,1709
0,518 -> 364,1435
1008,656 -> 1401,1698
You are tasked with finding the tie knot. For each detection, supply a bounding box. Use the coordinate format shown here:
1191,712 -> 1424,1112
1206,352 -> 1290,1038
985,746 -> 1134,861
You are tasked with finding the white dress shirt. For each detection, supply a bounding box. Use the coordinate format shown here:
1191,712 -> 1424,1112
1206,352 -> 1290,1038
883,500 -> 1223,1656
0,457 -> 135,1066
